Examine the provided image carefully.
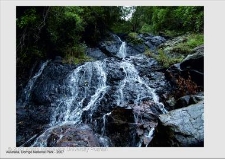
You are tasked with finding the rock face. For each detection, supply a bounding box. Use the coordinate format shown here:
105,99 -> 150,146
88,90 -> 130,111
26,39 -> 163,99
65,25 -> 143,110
17,52 -> 172,147
16,105 -> 51,146
151,101 -> 204,147
180,45 -> 204,87
89,33 -> 167,60
46,124 -> 100,147
138,33 -> 166,51
86,48 -> 107,60
165,45 -> 204,96
175,92 -> 204,109
17,33 -> 204,147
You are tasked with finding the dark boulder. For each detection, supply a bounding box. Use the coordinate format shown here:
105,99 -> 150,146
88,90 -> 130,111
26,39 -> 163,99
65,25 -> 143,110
166,45 -> 204,93
16,105 -> 51,146
53,56 -> 63,64
126,43 -> 146,55
175,92 -> 204,109
98,41 -> 121,58
149,36 -> 166,46
46,124 -> 100,147
151,101 -> 204,147
32,62 -> 75,105
86,47 -> 107,60
138,34 -> 166,51
98,33 -> 122,58
180,45 -> 204,72
144,41 -> 156,51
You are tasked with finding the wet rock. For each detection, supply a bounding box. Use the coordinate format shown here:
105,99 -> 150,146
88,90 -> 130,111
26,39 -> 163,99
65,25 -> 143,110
180,46 -> 204,72
175,92 -> 204,109
17,44 -> 177,147
106,122 -> 138,147
175,95 -> 191,109
32,62 -> 75,104
46,124 -> 100,147
98,41 -> 121,58
16,105 -> 50,146
166,97 -> 176,108
151,101 -> 204,147
165,45 -> 204,96
137,128 -> 144,136
86,47 -> 107,60
53,56 -> 63,64
145,41 -> 156,51
98,33 -> 122,58
127,43 -> 146,55
149,36 -> 166,46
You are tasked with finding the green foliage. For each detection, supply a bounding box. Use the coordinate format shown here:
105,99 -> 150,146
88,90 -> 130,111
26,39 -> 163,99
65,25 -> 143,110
46,6 -> 85,57
62,43 -> 93,64
163,30 -> 184,37
172,43 -> 192,54
175,6 -> 204,32
144,48 -> 154,57
127,32 -> 143,44
130,6 -> 203,34
146,49 -> 183,68
186,34 -> 204,48
111,21 -> 132,34
17,8 -> 37,28
81,6 -> 122,45
172,34 -> 204,54
145,48 -> 173,69
139,23 -> 154,34
63,54 -> 93,65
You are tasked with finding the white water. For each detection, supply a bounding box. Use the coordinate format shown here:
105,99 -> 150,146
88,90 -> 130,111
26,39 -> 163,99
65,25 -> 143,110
114,35 -> 126,59
116,60 -> 168,114
49,61 -> 108,126
31,61 -> 109,146
20,36 -> 168,147
118,42 -> 126,59
101,112 -> 112,136
17,61 -> 49,107
145,127 -> 155,147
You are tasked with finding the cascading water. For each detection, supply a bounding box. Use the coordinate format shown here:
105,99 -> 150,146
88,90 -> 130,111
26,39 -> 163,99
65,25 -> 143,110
30,61 -> 109,146
115,35 -> 126,59
49,61 -> 108,126
17,61 -> 49,107
18,35 -> 168,147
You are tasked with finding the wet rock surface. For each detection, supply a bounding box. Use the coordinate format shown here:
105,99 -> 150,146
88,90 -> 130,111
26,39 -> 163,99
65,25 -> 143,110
46,124 -> 100,147
151,100 -> 204,147
16,105 -> 51,146
17,33 -> 204,147
166,45 -> 204,92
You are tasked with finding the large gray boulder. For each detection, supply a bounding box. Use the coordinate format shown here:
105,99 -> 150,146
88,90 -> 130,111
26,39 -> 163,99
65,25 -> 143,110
151,101 -> 204,147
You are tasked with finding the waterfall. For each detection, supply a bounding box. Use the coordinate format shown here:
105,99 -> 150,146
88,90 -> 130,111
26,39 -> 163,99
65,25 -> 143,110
31,61 -> 109,146
101,112 -> 112,136
118,42 -> 126,59
114,34 -> 127,59
116,60 -> 167,114
49,61 -> 108,126
19,34 -> 168,147
17,61 -> 49,107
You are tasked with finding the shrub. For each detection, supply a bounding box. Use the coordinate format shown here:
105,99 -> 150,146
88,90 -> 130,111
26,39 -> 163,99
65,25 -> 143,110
186,34 -> 204,48
127,32 -> 143,44
155,49 -> 183,68
144,48 -> 154,57
62,43 -> 93,64
140,23 -> 154,34
172,34 -> 204,54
